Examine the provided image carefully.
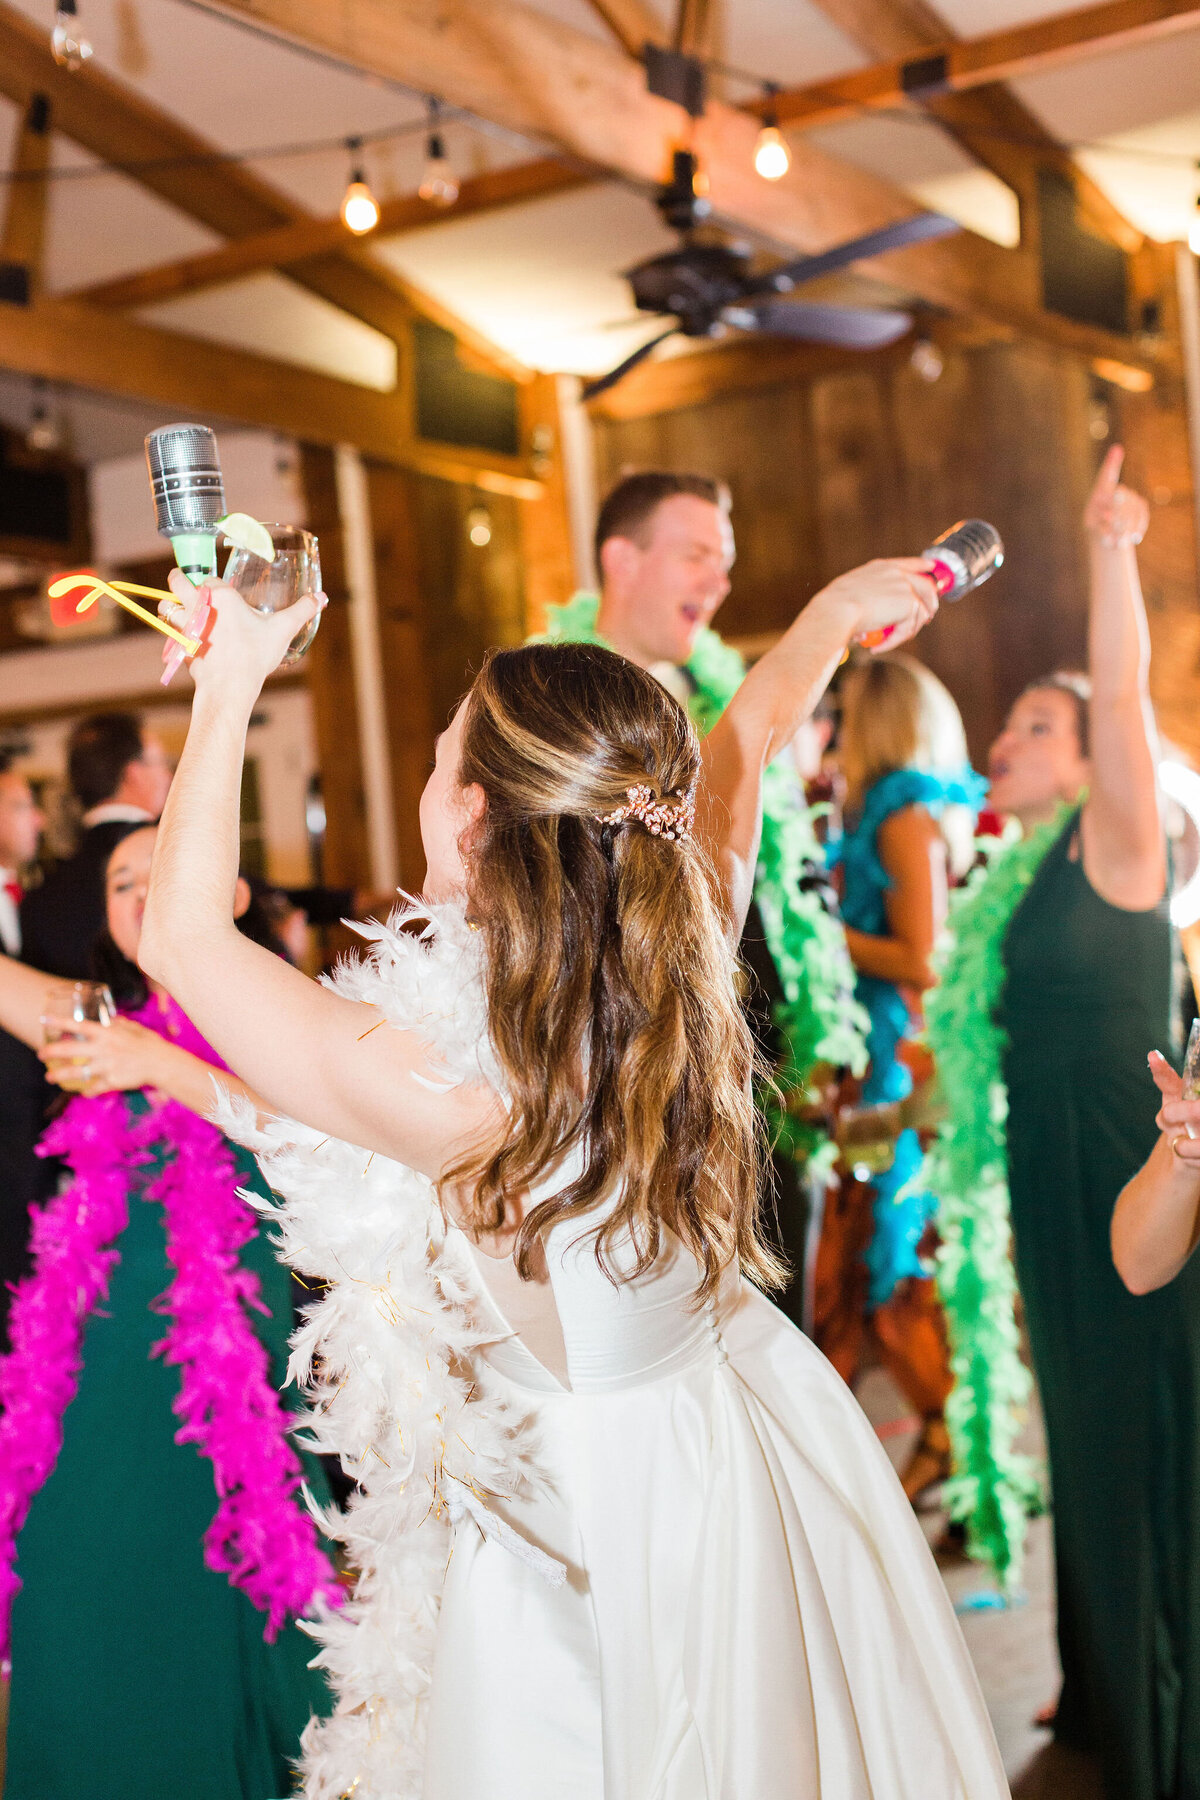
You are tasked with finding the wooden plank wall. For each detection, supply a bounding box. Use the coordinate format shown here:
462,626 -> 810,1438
592,338 -> 1199,767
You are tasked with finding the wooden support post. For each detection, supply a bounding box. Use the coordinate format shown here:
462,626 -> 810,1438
334,446 -> 401,895
518,373 -> 582,632
297,444 -> 373,893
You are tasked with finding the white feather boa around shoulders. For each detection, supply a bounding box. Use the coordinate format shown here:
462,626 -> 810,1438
214,900 -> 545,1800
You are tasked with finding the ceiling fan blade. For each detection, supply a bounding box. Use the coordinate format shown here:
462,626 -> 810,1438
746,301 -> 913,349
581,326 -> 680,401
741,212 -> 959,299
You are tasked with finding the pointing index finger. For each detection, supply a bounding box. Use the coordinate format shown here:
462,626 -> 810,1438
1095,442 -> 1125,497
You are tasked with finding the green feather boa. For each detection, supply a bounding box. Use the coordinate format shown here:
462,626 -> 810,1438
541,593 -> 869,1174
924,808 -> 1072,1588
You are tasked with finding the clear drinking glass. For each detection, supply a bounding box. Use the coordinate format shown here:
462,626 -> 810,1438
42,980 -> 115,1091
1183,1017 -> 1200,1100
223,524 -> 322,666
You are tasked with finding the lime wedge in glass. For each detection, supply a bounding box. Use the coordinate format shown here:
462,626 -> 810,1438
217,513 -> 276,562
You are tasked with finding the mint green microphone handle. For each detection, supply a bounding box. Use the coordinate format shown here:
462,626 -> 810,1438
170,531 -> 219,585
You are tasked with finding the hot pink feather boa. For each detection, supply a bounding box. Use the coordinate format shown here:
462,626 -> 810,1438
0,993 -> 342,1671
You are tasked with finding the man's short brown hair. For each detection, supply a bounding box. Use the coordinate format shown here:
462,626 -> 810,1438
594,470 -> 730,574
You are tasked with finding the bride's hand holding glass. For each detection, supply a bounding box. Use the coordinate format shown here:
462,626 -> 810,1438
161,568 -> 324,701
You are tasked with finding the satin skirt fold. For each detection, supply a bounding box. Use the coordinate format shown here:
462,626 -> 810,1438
423,1280 -> 1006,1800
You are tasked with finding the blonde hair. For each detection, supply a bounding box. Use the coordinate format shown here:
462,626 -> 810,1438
840,653 -> 976,876
445,641 -> 782,1304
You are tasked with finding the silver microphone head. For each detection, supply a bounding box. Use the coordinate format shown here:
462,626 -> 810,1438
145,424 -> 226,538
924,519 -> 1004,602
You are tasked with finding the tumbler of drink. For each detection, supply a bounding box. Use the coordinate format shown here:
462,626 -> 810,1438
223,524 -> 322,666
43,981 -> 115,1091
1183,1017 -> 1200,1100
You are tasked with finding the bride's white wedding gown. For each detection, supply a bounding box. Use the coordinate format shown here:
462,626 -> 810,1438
230,905 -> 1008,1800
427,1169 -> 1008,1800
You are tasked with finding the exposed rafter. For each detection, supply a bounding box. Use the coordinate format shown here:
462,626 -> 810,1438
762,0 -> 1200,132
0,90 -> 51,304
582,0 -> 667,57
203,0 -> 1159,371
73,159 -> 590,312
803,0 -> 1144,252
0,0 -> 522,377
0,296 -> 543,494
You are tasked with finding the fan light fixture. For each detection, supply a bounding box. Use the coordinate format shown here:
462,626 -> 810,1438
418,99 -> 459,209
340,138 -> 380,235
754,87 -> 790,182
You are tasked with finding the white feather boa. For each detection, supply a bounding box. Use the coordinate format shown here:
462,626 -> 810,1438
214,901 -> 543,1800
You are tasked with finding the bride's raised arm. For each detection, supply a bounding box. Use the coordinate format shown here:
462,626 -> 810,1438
699,557 -> 939,932
139,576 -> 501,1178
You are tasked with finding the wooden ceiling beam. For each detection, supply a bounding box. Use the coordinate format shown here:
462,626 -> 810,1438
0,90 -> 52,304
582,0 -> 667,57
0,297 -> 543,495
0,0 -> 521,378
74,159 -> 590,311
763,1 -> 1200,132
803,0 -> 1144,251
204,0 -> 1160,369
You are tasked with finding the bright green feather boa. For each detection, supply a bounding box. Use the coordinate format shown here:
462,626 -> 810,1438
923,807 -> 1072,1588
541,593 -> 869,1173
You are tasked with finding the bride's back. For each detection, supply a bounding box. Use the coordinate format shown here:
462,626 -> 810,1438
443,642 -> 783,1312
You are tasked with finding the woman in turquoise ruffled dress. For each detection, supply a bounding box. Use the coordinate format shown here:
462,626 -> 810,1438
824,654 -> 984,1500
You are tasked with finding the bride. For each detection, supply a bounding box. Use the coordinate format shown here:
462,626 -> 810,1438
143,552 -> 1007,1800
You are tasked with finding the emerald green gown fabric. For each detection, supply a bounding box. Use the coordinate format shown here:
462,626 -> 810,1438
4,1096 -> 331,1800
1000,813 -> 1200,1800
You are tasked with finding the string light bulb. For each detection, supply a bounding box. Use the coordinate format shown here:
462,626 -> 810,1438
51,0 -> 92,69
26,381 -> 62,453
754,86 -> 790,182
418,99 -> 459,209
339,138 -> 380,235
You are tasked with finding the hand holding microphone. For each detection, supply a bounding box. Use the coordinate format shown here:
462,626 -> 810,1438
855,519 -> 1004,651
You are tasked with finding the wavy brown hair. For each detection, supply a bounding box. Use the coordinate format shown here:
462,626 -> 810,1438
444,641 -> 782,1304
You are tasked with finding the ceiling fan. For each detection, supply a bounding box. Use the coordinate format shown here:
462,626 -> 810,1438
582,151 -> 960,401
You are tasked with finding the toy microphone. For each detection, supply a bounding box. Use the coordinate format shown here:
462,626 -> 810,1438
144,423 -> 226,583
858,519 -> 1003,649
924,519 -> 1004,600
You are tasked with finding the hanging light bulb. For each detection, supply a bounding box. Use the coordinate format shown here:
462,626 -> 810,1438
51,0 -> 92,69
754,85 -> 790,182
339,137 -> 380,235
466,505 -> 492,547
418,99 -> 459,209
26,380 -> 62,453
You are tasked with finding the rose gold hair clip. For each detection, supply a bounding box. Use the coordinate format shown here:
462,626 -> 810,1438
598,782 -> 696,842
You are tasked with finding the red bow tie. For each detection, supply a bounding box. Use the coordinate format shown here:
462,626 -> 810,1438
4,880 -> 22,907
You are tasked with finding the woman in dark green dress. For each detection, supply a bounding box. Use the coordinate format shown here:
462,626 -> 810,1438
0,826 -> 332,1799
987,448 -> 1198,1799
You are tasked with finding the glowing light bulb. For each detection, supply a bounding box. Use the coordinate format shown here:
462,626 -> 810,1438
418,132 -> 459,208
340,178 -> 380,234
51,0 -> 92,68
466,506 -> 492,547
754,124 -> 790,182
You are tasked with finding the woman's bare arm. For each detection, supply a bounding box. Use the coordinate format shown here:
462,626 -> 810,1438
140,578 -> 502,1178
0,954 -> 74,1050
1112,1054 -> 1200,1292
700,560 -> 939,934
843,807 -> 948,990
1080,445 -> 1165,911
